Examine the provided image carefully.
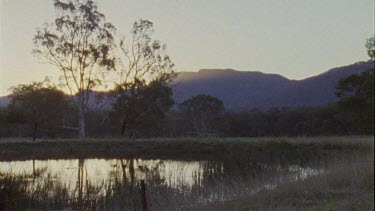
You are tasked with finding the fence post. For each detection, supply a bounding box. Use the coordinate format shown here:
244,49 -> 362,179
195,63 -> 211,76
140,180 -> 148,211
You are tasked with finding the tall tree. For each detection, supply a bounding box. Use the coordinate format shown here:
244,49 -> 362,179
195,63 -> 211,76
8,80 -> 67,141
111,80 -> 174,137
33,0 -> 116,139
179,95 -> 225,135
111,19 -> 176,136
335,69 -> 374,133
335,36 -> 375,133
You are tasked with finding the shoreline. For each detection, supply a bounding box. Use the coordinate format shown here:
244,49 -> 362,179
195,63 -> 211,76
0,136 -> 373,161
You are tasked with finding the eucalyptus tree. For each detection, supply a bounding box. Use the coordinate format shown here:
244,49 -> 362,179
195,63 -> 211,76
111,19 -> 176,136
33,0 -> 116,139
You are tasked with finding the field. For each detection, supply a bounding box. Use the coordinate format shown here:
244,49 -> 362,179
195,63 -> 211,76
0,136 -> 373,161
0,136 -> 373,210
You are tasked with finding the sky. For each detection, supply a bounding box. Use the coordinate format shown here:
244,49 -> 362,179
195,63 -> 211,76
0,0 -> 373,96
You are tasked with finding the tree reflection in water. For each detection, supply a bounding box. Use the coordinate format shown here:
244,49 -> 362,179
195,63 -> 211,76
0,157 -> 344,210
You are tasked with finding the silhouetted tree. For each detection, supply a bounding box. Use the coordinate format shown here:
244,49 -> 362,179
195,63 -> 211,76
365,35 -> 375,60
7,80 -> 67,141
336,69 -> 374,133
179,95 -> 224,135
111,19 -> 176,136
334,37 -> 375,133
111,80 -> 174,137
33,0 -> 116,139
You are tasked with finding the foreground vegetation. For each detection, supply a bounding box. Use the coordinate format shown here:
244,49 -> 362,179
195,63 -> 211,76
0,136 -> 373,210
197,161 -> 374,210
1,160 -> 373,210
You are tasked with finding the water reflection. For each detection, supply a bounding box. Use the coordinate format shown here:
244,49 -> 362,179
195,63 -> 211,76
0,158 -> 323,210
0,159 -> 202,188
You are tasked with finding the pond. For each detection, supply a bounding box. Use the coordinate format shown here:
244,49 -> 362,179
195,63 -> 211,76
0,159 -> 203,188
0,158 -> 324,210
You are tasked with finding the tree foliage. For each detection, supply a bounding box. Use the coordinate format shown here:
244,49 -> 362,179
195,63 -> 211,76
111,80 -> 174,136
334,36 -> 375,133
335,69 -> 374,132
365,35 -> 375,60
7,80 -> 67,141
111,19 -> 176,136
178,95 -> 225,135
33,0 -> 116,139
116,19 -> 175,86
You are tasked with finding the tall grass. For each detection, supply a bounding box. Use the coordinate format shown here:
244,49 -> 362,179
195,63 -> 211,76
0,137 -> 373,210
1,155 -> 373,209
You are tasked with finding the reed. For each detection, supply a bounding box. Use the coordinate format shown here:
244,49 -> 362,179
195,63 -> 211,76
0,141 -> 373,210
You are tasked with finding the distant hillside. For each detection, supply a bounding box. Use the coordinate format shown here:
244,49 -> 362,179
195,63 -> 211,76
172,61 -> 374,109
0,61 -> 373,110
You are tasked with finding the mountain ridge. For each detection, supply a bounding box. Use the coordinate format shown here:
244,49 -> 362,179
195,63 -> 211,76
172,61 -> 374,109
0,61 -> 373,109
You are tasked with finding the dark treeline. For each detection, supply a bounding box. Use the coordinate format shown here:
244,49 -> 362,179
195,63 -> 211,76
109,103 -> 373,137
0,68 -> 374,139
0,67 -> 373,139
217,105 -> 371,137
0,102 -> 373,139
1,67 -> 373,139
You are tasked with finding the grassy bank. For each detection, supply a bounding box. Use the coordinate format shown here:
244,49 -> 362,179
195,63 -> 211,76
195,160 -> 374,210
0,136 -> 373,161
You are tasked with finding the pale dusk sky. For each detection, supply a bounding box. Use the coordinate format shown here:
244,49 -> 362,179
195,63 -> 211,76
0,0 -> 373,96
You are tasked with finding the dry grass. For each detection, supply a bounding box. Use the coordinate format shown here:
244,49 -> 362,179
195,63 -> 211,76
187,157 -> 374,210
0,136 -> 373,161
